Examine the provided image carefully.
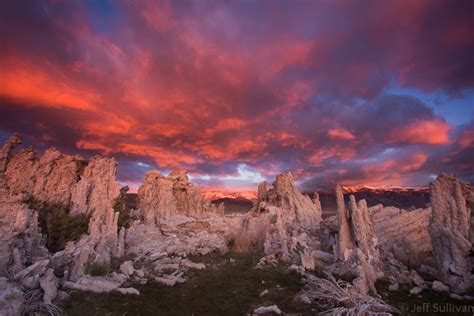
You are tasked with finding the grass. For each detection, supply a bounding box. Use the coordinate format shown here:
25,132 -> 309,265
60,253 -> 315,316
86,261 -> 110,277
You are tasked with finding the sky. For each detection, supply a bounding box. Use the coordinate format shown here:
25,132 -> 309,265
1,0 -> 473,192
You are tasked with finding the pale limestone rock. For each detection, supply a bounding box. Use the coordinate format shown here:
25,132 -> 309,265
388,283 -> 399,292
429,173 -> 472,294
31,148 -> 85,206
119,261 -> 134,277
71,156 -> 120,216
181,259 -> 205,270
261,173 -> 321,230
0,133 -> 22,185
371,205 -> 432,267
312,192 -> 322,211
5,146 -> 37,196
0,277 -> 24,316
409,286 -> 423,295
432,280 -> 450,293
21,275 -> 39,290
116,287 -> 140,295
256,181 -> 268,208
39,268 -> 58,304
300,250 -> 315,271
14,259 -> 49,281
138,170 -> 215,224
335,185 -> 354,261
155,271 -> 186,286
116,227 -> 125,258
63,276 -> 122,293
313,250 -> 335,264
339,195 -> 382,296
253,305 -> 282,315
410,270 -> 426,289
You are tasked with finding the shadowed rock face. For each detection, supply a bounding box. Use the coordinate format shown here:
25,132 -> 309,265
429,173 -> 472,294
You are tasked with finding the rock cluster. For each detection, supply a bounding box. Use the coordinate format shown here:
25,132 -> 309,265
429,173 -> 472,294
0,133 -> 126,315
256,172 -> 322,230
138,170 -> 221,224
333,190 -> 382,296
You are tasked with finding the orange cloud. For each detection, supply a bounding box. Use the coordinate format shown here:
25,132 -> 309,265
458,130 -> 474,149
119,143 -> 200,166
0,61 -> 100,111
328,128 -> 356,140
391,119 -> 451,145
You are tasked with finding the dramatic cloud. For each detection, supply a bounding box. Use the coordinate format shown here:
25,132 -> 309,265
1,0 -> 473,191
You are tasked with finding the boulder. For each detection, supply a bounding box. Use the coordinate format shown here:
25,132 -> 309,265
409,286 -> 423,295
253,305 -> 282,315
119,261 -> 135,277
63,276 -> 122,293
39,268 -> 58,304
432,280 -> 450,293
116,287 -> 140,295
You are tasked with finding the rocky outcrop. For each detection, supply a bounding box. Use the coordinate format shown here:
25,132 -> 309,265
429,173 -> 472,294
5,147 -> 37,196
0,135 -> 47,275
334,185 -> 354,261
4,142 -> 120,218
256,181 -> 268,207
332,192 -> 382,296
0,133 -> 22,185
5,145 -> 86,206
0,134 -> 124,283
348,196 -> 382,296
70,156 -> 120,217
30,148 -> 85,206
257,173 -> 321,230
138,170 -> 216,224
371,205 -> 432,267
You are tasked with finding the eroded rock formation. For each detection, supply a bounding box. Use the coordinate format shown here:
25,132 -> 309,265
348,196 -> 382,296
371,205 -> 432,268
334,185 -> 354,261
429,173 -> 472,294
138,170 -> 216,224
257,172 -> 321,230
71,156 -> 120,217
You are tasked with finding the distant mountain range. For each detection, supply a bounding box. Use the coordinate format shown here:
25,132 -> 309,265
202,191 -> 258,201
202,186 -> 431,215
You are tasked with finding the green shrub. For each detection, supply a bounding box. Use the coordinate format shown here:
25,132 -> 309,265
86,261 -> 109,276
28,198 -> 89,253
226,238 -> 236,250
293,241 -> 305,255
